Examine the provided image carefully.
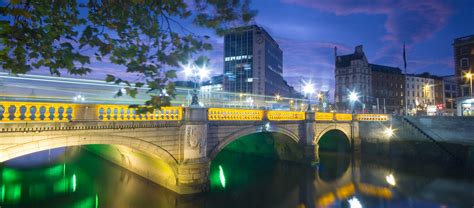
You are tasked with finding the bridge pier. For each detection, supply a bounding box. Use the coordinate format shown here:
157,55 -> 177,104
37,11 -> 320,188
176,108 -> 211,194
303,112 -> 318,163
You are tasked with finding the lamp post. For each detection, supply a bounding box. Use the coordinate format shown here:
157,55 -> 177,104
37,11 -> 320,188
348,91 -> 359,113
303,80 -> 315,112
183,64 -> 210,107
466,72 -> 473,97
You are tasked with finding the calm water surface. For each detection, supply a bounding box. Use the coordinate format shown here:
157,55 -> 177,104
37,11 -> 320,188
1,147 -> 473,208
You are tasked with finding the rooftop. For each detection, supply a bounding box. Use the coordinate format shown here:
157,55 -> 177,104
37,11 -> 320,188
370,64 -> 402,74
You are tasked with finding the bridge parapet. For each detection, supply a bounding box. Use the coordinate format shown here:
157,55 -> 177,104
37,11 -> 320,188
96,105 -> 182,121
208,108 -> 264,121
0,101 -> 77,122
355,114 -> 390,121
0,101 -> 391,123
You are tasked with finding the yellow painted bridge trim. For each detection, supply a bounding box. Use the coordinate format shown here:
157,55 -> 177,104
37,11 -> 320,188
356,114 -> 389,121
96,105 -> 183,121
267,110 -> 305,121
0,101 -> 77,122
315,112 -> 334,121
208,108 -> 264,121
335,113 -> 353,121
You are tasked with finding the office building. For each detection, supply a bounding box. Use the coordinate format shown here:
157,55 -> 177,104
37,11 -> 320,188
223,25 -> 289,98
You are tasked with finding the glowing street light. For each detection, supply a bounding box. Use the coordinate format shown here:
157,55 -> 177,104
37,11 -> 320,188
303,80 -> 315,111
183,63 -> 210,106
349,91 -> 359,102
72,95 -> 85,103
348,90 -> 359,113
275,94 -> 281,101
386,174 -> 396,186
348,197 -> 362,208
466,72 -> 473,97
384,126 -> 394,138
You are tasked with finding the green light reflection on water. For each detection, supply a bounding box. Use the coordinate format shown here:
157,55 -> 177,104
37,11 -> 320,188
219,165 -> 226,188
2,168 -> 20,183
1,185 -> 5,203
95,194 -> 99,208
72,174 -> 77,192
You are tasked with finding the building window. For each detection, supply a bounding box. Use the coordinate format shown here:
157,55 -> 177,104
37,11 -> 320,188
461,46 -> 469,55
461,58 -> 469,68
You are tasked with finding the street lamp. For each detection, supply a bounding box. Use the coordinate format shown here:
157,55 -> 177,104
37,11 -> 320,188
275,94 -> 281,101
465,72 -> 473,97
303,80 -> 315,111
348,90 -> 359,113
183,63 -> 210,107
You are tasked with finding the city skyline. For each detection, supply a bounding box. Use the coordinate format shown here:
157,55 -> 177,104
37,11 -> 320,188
17,0 -> 474,94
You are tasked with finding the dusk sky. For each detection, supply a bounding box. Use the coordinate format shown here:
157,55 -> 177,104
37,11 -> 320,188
24,0 -> 474,94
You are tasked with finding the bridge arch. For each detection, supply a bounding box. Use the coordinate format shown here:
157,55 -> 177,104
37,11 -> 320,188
314,124 -> 352,145
209,125 -> 301,160
0,134 -> 179,187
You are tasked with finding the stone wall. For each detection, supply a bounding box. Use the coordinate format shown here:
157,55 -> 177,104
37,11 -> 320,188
358,117 -> 474,167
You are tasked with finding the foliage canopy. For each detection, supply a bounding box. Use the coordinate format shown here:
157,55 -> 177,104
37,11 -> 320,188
0,0 -> 256,110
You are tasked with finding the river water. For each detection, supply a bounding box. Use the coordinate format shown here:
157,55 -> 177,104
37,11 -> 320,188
1,146 -> 473,208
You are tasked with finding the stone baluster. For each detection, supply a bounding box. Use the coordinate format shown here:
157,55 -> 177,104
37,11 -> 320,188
24,104 -> 32,121
44,105 -> 52,121
35,105 -> 42,121
53,105 -> 60,121
13,104 -> 22,121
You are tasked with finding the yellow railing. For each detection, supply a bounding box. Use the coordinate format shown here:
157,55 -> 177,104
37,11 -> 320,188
0,101 -> 77,122
335,113 -> 353,121
208,108 -> 264,121
315,112 -> 334,121
356,114 -> 389,121
267,110 -> 305,121
97,105 -> 183,121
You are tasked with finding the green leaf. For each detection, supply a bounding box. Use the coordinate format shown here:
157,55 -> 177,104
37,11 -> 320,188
105,74 -> 115,82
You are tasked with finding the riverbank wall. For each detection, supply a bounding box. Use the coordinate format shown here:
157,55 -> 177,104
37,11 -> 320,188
358,116 -> 474,169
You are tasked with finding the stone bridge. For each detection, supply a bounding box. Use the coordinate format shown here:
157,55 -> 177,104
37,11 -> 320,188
0,102 -> 389,194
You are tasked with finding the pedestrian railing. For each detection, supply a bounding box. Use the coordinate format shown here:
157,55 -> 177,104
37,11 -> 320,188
208,108 -> 264,121
96,105 -> 182,121
0,101 -> 77,122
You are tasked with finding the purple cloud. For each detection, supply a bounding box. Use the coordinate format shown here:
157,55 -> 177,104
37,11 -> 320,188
281,0 -> 453,60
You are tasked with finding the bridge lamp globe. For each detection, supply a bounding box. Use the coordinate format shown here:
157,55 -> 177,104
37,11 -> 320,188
303,80 -> 315,111
183,64 -> 195,79
197,66 -> 210,81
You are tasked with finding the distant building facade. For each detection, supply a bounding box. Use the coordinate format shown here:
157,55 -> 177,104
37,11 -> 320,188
453,35 -> 474,97
443,75 -> 458,115
223,25 -> 288,98
335,45 -> 371,112
405,75 -> 435,115
370,64 -> 405,114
